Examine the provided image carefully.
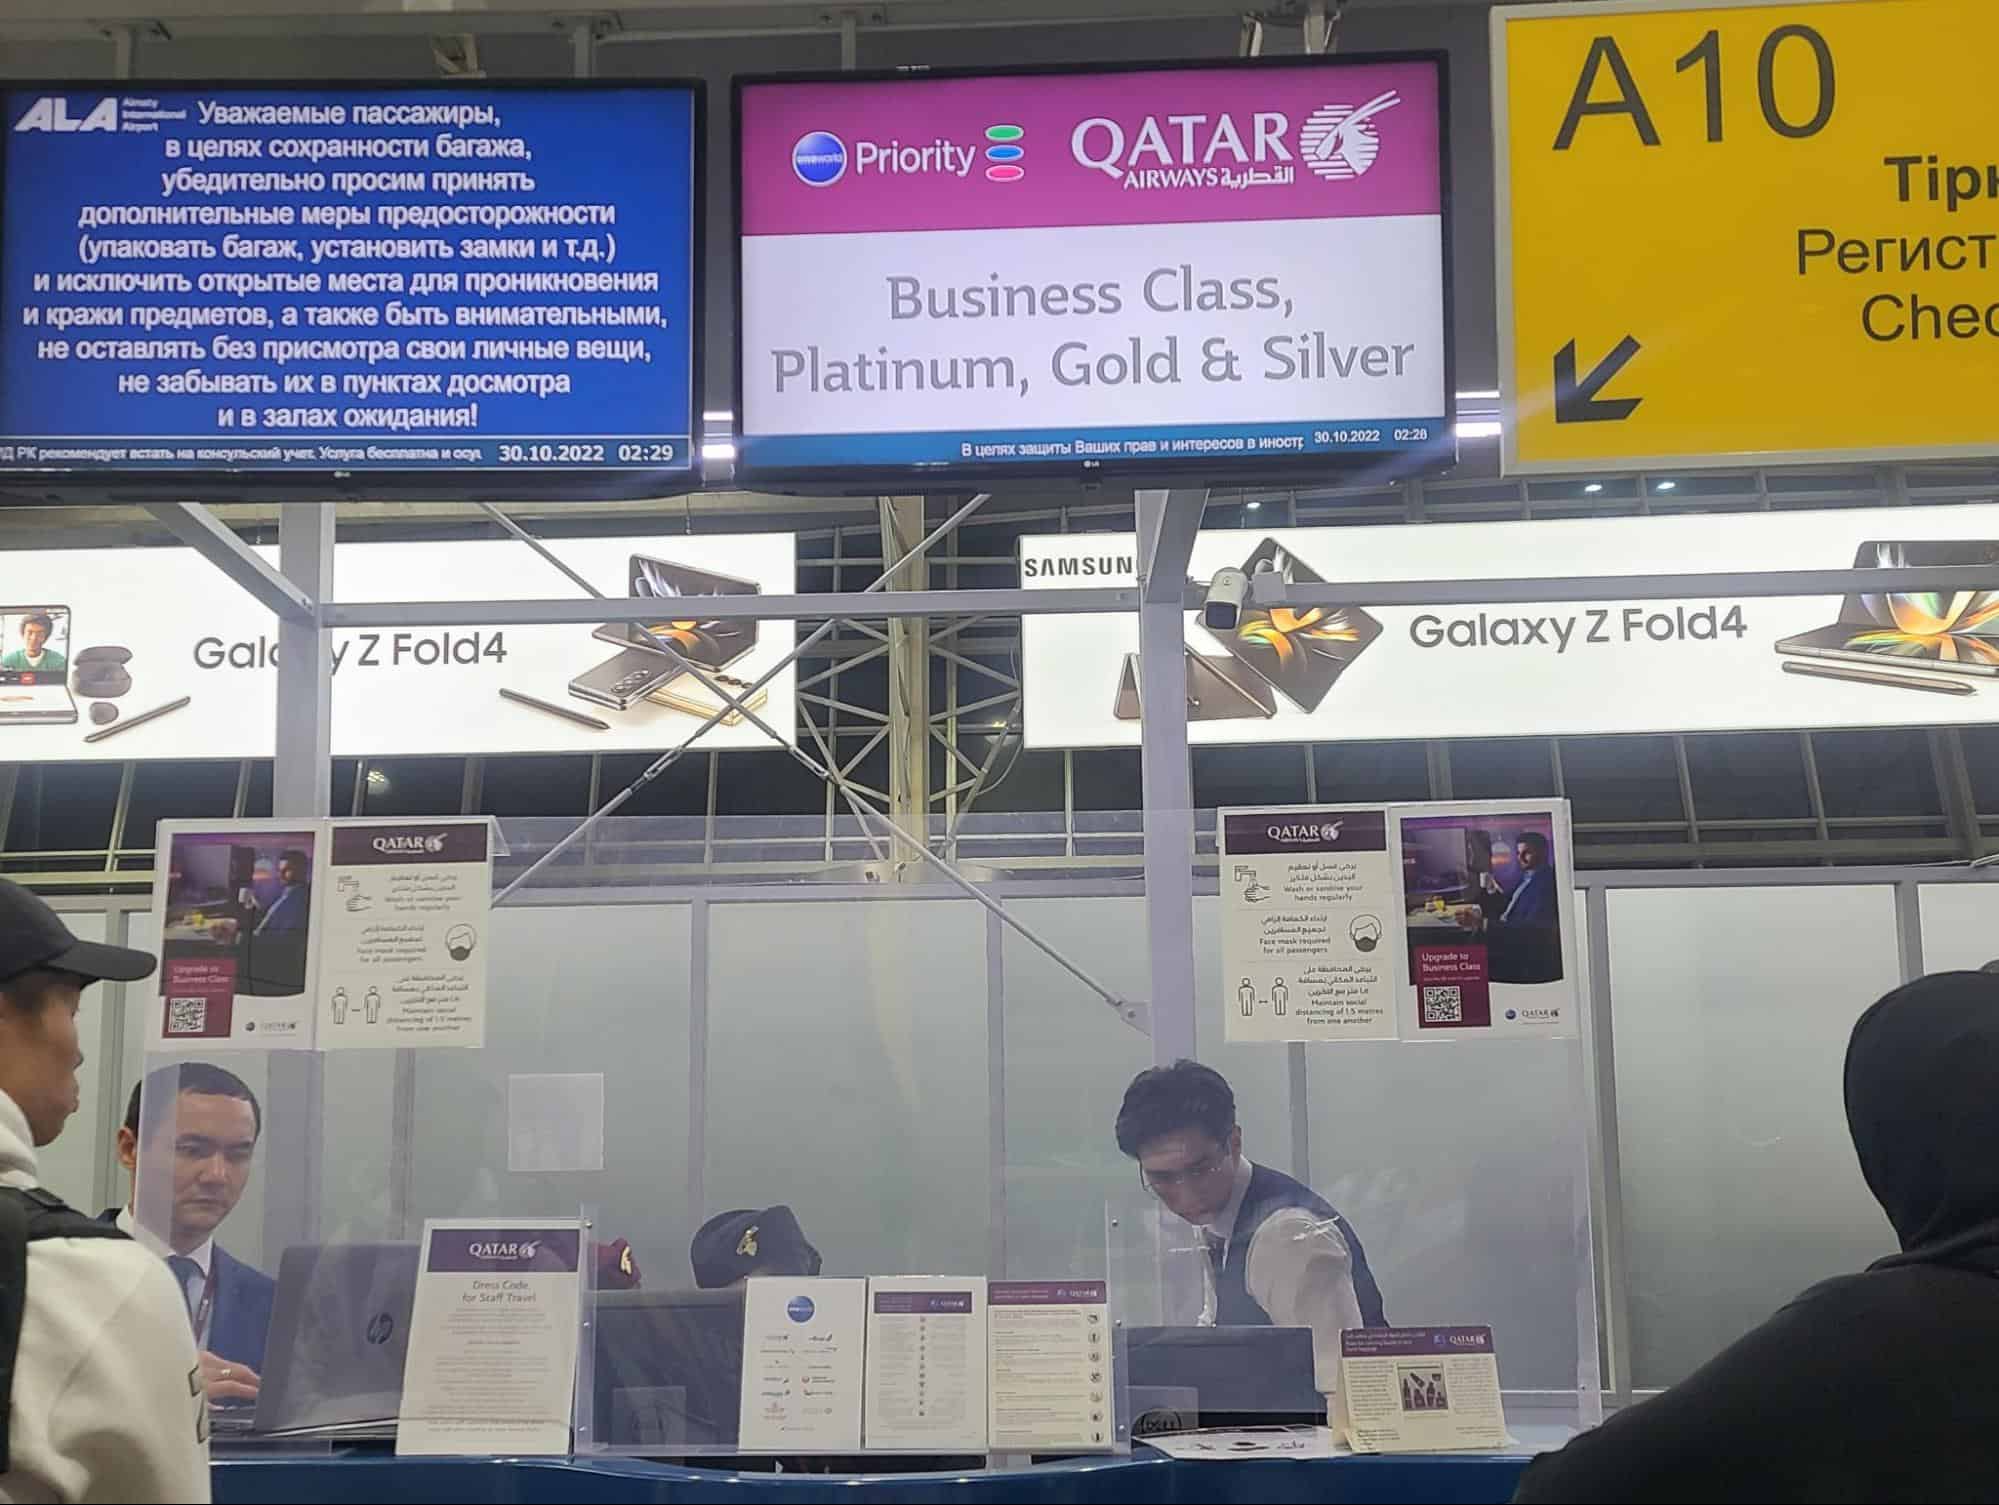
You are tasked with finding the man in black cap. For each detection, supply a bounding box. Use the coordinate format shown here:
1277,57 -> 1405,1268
1514,969 -> 1999,1503
691,1206 -> 822,1289
0,877 -> 210,1501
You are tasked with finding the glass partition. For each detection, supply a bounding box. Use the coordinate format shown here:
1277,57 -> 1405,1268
1606,885 -> 1901,1389
83,817 -> 1989,1462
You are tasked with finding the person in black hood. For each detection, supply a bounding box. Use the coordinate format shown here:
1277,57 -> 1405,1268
1515,969 -> 1999,1504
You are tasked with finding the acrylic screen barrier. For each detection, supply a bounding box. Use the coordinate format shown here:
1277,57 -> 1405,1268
1604,884 -> 1904,1389
81,821 -> 1980,1452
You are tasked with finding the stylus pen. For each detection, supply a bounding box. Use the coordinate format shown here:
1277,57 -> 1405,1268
500,687 -> 610,731
82,694 -> 192,743
1782,660 -> 1976,697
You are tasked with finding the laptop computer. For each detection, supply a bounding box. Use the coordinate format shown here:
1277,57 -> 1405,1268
231,1242 -> 421,1439
0,605 -> 76,725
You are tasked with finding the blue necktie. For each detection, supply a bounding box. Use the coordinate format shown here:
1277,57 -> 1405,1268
166,1254 -> 202,1329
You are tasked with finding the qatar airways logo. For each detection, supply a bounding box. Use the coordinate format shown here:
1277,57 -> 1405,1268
372,832 -> 447,855
1265,820 -> 1344,845
468,1240 -> 539,1260
1069,92 -> 1401,191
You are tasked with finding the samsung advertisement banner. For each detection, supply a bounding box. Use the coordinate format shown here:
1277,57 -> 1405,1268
0,533 -> 794,760
735,58 -> 1450,484
0,84 -> 699,497
1020,505 -> 1999,747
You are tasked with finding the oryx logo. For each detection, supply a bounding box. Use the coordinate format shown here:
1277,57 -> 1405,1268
1299,89 -> 1401,181
791,130 -> 848,186
13,96 -> 118,133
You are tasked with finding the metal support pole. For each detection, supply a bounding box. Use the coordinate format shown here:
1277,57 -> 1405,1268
264,501 -> 332,1263
1136,489 -> 1205,1065
274,504 -> 333,817
1929,729 -> 1983,861
1583,885 -> 1634,1409
880,496 -> 930,861
571,19 -> 595,78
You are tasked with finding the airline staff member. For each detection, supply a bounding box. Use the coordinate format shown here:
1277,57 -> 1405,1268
0,878 -> 209,1503
114,1064 -> 275,1405
1114,1060 -> 1388,1399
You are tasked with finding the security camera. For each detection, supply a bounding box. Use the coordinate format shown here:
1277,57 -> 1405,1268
1203,567 -> 1250,631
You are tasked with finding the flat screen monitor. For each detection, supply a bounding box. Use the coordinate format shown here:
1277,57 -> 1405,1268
0,82 -> 701,500
734,55 -> 1452,490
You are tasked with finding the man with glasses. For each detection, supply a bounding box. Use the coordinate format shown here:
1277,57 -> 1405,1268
1115,1060 -> 1386,1398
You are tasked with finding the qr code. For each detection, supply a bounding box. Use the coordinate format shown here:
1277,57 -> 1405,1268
1421,985 -> 1463,1024
166,997 -> 207,1035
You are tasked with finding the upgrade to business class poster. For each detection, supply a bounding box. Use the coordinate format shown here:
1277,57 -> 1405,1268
736,59 -> 1448,480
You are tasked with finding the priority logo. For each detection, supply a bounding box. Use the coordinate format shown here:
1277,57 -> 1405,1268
792,123 -> 1025,185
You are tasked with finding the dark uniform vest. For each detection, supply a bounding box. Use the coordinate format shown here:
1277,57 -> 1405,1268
1208,1164 -> 1387,1329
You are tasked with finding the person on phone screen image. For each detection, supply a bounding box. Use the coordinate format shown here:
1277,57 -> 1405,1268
0,612 -> 65,674
1455,831 -> 1561,985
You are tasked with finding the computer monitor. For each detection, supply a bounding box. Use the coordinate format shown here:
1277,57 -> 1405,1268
591,1287 -> 747,1449
1124,1325 -> 1323,1436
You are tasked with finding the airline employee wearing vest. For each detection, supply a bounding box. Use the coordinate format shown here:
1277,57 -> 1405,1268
1115,1060 -> 1387,1398
0,878 -> 209,1503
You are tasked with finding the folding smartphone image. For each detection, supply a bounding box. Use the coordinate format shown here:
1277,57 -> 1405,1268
1201,539 -> 1383,712
1113,651 -> 1278,722
1775,541 -> 1999,680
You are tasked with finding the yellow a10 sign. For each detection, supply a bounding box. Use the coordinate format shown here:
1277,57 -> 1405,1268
1495,0 -> 1999,474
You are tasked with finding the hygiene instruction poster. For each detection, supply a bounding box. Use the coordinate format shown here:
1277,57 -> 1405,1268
1218,800 -> 1579,1043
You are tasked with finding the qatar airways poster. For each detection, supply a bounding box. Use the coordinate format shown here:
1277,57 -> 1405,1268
735,58 -> 1449,482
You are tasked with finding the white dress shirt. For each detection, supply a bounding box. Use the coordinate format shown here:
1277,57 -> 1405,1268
118,1206 -> 215,1348
1195,1156 -> 1364,1397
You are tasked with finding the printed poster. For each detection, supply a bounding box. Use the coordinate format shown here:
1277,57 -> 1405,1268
151,819 -> 323,1050
397,1217 -> 583,1456
1219,806 -> 1398,1042
1333,1326 -> 1506,1454
149,815 -> 494,1052
1396,801 -> 1576,1039
738,1277 -> 866,1454
863,1276 -> 988,1453
986,1281 -> 1113,1453
317,819 -> 493,1050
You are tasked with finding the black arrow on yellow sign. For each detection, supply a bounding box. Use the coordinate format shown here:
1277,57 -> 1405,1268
1554,337 -> 1643,424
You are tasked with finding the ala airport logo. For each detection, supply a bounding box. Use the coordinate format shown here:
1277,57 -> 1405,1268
13,96 -> 118,133
1069,94 -> 1401,190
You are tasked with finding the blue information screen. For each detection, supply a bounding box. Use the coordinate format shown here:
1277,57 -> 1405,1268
0,86 -> 696,486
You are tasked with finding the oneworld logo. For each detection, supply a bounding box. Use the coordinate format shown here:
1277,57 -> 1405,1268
791,130 -> 848,186
468,1240 -> 539,1260
372,832 -> 446,855
13,96 -> 118,133
1300,89 -> 1402,181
